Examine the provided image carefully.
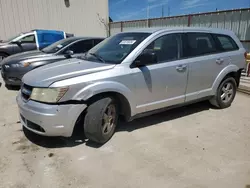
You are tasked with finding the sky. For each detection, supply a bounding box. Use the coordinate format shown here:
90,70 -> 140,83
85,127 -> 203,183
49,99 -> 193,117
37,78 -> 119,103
109,0 -> 250,21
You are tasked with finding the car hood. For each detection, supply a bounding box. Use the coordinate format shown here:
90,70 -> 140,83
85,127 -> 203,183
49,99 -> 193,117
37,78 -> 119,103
22,58 -> 116,87
0,42 -> 9,46
1,50 -> 52,65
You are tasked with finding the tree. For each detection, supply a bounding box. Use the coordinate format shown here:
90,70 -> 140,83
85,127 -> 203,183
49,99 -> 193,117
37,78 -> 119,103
97,13 -> 109,37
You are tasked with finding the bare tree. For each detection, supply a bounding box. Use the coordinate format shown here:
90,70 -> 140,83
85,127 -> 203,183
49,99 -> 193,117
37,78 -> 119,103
97,13 -> 109,37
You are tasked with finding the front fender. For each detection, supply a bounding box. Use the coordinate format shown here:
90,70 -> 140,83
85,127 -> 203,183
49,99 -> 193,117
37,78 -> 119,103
0,47 -> 11,55
212,64 -> 240,95
73,81 -> 136,116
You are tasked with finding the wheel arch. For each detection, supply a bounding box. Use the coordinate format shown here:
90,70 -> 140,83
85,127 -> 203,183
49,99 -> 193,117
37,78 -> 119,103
85,91 -> 132,121
212,65 -> 242,95
73,81 -> 136,120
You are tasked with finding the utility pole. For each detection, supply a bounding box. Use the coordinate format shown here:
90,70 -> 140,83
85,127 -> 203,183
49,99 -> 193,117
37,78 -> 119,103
162,5 -> 164,17
147,6 -> 150,27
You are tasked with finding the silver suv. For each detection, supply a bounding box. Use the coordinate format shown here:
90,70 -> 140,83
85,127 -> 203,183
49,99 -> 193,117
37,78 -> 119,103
17,27 -> 246,144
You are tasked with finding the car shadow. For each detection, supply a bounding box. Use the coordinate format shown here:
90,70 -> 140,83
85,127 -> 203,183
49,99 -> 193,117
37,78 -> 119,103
116,101 -> 211,132
24,101 -> 211,149
23,124 -> 87,149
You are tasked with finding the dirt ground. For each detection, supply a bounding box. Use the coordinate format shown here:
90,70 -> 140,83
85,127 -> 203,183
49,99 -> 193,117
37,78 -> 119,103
0,77 -> 250,188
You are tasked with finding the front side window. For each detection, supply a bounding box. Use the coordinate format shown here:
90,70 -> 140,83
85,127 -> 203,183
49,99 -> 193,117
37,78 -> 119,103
41,38 -> 76,54
19,35 -> 36,43
186,33 -> 216,57
214,34 -> 239,51
143,34 -> 181,63
81,32 -> 151,64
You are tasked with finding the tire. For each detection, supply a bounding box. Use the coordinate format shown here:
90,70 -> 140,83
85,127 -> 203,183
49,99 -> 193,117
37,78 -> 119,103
84,97 -> 118,144
209,77 -> 237,109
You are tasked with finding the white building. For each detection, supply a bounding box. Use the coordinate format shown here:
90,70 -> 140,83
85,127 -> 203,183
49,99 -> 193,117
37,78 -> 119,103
0,0 -> 109,39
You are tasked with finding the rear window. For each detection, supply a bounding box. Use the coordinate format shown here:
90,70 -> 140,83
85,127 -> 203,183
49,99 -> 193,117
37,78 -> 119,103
185,33 -> 217,57
213,34 -> 239,52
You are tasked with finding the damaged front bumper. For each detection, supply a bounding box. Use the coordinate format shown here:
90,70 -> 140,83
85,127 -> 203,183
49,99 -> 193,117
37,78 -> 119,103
16,91 -> 87,137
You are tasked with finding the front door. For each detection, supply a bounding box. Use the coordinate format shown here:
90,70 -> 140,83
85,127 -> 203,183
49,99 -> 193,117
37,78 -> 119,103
13,34 -> 37,54
132,33 -> 188,113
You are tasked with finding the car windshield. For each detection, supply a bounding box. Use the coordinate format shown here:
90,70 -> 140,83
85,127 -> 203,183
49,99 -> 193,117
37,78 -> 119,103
41,38 -> 76,54
1,33 -> 23,43
80,32 -> 151,64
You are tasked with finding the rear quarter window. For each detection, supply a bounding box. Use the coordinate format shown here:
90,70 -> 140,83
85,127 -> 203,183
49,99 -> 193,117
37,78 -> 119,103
213,34 -> 239,52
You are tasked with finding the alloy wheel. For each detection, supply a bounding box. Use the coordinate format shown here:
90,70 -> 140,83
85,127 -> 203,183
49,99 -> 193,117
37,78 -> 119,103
102,104 -> 116,135
220,82 -> 234,103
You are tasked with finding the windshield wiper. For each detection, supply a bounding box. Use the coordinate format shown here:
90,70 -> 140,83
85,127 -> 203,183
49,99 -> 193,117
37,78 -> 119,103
89,53 -> 105,63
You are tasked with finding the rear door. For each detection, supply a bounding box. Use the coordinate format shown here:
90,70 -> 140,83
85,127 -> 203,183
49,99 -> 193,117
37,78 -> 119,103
183,32 -> 230,101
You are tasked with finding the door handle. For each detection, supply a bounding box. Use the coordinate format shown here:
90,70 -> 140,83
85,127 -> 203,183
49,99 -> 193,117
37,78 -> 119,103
176,65 -> 187,72
216,58 -> 224,65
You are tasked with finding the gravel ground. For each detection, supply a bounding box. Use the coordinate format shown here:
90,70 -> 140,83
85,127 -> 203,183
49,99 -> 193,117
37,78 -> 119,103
0,78 -> 250,188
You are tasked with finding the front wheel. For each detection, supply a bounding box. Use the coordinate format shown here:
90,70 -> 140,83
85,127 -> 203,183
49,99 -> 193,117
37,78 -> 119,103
209,77 -> 237,109
84,97 -> 118,144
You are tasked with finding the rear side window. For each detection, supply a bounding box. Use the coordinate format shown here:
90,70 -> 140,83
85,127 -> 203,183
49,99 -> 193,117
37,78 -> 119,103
94,39 -> 104,45
185,33 -> 216,57
213,34 -> 239,52
68,40 -> 94,53
42,33 -> 63,43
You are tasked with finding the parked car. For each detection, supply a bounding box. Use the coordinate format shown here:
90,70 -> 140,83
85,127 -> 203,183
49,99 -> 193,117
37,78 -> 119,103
17,27 -> 246,144
0,29 -> 73,62
1,37 -> 104,86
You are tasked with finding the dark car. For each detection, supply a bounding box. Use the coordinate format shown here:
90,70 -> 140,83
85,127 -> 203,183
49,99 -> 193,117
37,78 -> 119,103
0,29 -> 73,62
1,37 -> 104,86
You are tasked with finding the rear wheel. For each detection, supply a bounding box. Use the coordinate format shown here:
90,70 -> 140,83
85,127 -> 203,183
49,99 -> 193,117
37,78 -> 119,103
209,77 -> 237,109
84,97 -> 118,144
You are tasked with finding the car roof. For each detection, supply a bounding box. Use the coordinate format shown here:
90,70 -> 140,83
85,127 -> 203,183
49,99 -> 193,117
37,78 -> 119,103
122,27 -> 234,35
58,37 -> 105,43
72,36 -> 105,40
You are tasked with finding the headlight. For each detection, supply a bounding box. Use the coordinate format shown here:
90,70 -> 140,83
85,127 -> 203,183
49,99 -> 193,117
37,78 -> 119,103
5,63 -> 24,68
11,63 -> 23,68
30,87 -> 68,103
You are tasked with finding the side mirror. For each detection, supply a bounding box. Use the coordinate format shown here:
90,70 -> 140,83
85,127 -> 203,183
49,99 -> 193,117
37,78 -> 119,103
12,40 -> 22,46
64,50 -> 74,58
131,50 -> 157,68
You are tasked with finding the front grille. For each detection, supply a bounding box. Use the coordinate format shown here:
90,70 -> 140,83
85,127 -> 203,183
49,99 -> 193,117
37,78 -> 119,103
21,84 -> 33,101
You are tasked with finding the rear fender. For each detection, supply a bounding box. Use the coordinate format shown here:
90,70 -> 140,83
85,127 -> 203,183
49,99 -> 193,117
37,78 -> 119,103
212,64 -> 240,95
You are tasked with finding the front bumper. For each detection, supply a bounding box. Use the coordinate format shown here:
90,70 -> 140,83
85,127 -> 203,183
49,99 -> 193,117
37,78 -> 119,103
1,68 -> 24,86
16,91 -> 87,137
